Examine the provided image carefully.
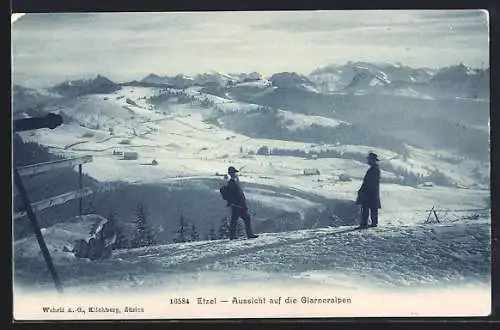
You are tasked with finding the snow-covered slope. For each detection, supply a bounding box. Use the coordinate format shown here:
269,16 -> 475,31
12,65 -> 492,318
14,215 -> 490,317
309,62 -> 488,100
13,62 -> 489,244
269,72 -> 321,93
17,79 -> 490,237
277,110 -> 349,131
310,62 -> 394,93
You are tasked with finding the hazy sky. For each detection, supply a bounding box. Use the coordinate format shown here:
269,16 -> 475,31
11,10 -> 489,88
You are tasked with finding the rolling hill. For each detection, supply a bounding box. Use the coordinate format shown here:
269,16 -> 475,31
12,64 -> 490,244
11,62 -> 492,318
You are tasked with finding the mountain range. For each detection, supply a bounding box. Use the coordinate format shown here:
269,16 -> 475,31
131,61 -> 489,100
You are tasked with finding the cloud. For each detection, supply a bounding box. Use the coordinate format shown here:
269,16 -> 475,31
11,11 -> 490,88
250,10 -> 489,63
252,10 -> 488,41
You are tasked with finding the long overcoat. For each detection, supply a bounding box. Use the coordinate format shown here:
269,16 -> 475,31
356,164 -> 381,209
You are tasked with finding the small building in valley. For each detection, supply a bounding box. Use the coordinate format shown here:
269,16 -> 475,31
303,168 -> 320,176
122,151 -> 138,160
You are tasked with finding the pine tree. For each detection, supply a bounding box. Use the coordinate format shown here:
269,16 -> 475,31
107,209 -> 127,249
217,216 -> 230,239
174,215 -> 189,243
189,223 -> 200,242
206,225 -> 217,240
132,202 -> 154,248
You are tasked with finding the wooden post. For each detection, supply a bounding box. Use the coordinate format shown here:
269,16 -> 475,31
79,164 -> 83,217
433,208 -> 440,223
13,168 -> 63,294
425,206 -> 435,224
13,188 -> 93,219
18,155 -> 93,178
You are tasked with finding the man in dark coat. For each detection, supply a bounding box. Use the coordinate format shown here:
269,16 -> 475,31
356,152 -> 381,229
221,166 -> 259,240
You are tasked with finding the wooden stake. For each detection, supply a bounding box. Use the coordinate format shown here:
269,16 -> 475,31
13,168 -> 63,294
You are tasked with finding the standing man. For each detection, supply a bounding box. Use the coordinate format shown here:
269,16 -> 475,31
356,152 -> 381,229
220,166 -> 259,240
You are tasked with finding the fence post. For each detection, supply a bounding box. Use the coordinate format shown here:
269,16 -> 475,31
425,206 -> 434,224
433,208 -> 440,223
79,164 -> 83,217
13,168 -> 63,294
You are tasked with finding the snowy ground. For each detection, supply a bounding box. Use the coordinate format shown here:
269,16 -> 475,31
13,85 -> 492,319
14,216 -> 491,292
22,85 -> 489,188
276,110 -> 349,131
13,214 -> 491,318
18,86 -> 490,228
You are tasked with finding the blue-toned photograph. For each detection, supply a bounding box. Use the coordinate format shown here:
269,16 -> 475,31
11,10 -> 491,319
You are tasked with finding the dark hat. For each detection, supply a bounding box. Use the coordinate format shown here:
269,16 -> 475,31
228,166 -> 239,174
367,152 -> 379,161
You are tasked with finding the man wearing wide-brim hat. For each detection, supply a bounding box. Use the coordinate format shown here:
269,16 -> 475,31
355,152 -> 382,229
221,166 -> 258,240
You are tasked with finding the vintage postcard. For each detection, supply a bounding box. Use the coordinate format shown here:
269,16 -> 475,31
11,10 -> 491,320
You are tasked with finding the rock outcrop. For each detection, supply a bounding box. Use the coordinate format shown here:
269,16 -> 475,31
72,217 -> 117,260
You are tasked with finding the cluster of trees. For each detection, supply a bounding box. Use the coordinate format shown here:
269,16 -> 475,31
131,202 -> 156,247
424,169 -> 454,187
84,199 -> 236,249
148,89 -> 186,104
82,197 -> 153,249
378,165 -> 426,186
244,105 -> 276,116
175,216 -> 246,243
99,202 -> 156,249
148,89 -> 217,108
253,145 -> 373,163
257,145 -> 272,155
380,162 -> 454,187
251,143 -> 454,188
78,181 -> 256,249
172,214 -> 200,243
106,202 -> 245,248
200,97 -> 216,108
211,217 -> 247,240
